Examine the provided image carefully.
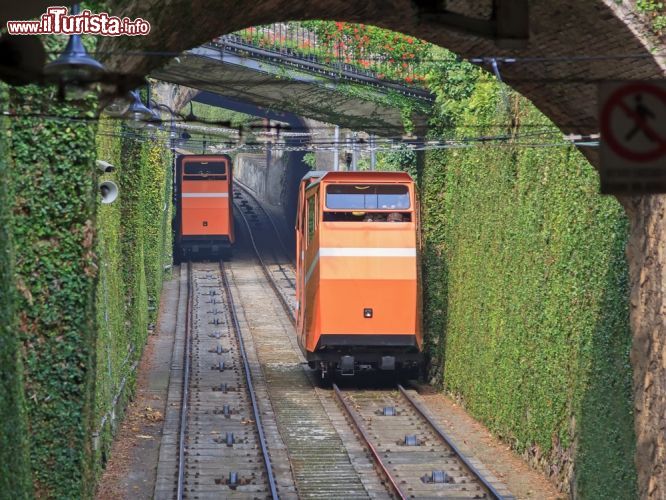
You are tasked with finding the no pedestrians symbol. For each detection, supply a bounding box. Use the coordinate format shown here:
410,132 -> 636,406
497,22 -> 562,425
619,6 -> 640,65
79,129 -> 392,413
600,81 -> 666,194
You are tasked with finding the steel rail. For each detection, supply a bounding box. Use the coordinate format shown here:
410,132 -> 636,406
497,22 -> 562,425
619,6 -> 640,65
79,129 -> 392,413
176,262 -> 192,500
397,384 -> 507,500
233,199 -> 296,326
234,180 -> 294,267
219,261 -> 280,500
332,384 -> 407,500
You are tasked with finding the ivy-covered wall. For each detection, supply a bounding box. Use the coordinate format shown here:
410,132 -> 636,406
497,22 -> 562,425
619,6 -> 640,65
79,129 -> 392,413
421,72 -> 637,497
0,91 -> 172,497
93,119 -> 128,468
5,82 -> 99,498
0,85 -> 33,499
92,120 -> 173,478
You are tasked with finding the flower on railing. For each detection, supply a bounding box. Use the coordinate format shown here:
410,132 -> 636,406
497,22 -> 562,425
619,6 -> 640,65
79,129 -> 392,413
234,21 -> 432,88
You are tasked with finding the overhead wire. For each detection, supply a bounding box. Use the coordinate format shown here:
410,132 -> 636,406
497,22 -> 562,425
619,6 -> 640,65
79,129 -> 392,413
10,37 -> 636,148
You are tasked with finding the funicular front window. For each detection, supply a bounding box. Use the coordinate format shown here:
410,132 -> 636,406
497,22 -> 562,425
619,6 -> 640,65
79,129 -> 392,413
325,184 -> 410,210
184,162 -> 227,177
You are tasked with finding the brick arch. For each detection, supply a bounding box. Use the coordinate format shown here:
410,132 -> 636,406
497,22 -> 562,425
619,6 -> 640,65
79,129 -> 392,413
99,2 -> 666,497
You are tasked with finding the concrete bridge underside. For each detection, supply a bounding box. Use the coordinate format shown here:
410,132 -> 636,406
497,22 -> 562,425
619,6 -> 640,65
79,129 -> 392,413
150,45 -> 431,137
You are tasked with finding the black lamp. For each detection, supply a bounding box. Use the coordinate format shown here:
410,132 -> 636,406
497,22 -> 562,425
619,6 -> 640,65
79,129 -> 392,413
125,90 -> 153,129
43,5 -> 105,95
103,92 -> 132,117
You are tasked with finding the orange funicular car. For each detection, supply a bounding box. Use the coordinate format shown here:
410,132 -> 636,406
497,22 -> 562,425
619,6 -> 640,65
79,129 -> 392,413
174,154 -> 234,262
296,170 -> 423,379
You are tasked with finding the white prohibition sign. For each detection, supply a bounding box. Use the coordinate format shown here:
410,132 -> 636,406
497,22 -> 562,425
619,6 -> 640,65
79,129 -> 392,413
600,81 -> 666,168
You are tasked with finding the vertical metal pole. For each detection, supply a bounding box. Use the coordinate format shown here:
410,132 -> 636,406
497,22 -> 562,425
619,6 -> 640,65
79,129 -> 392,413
370,134 -> 376,171
265,118 -> 272,192
351,132 -> 358,171
333,126 -> 340,171
491,58 -> 511,114
345,132 -> 351,171
265,140 -> 271,198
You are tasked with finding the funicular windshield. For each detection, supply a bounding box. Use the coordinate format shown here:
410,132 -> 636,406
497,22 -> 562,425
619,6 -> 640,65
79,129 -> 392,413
324,184 -> 411,222
183,161 -> 227,179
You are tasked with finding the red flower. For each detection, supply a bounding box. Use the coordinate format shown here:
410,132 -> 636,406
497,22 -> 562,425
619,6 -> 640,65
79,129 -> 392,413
405,76 -> 413,83
336,21 -> 344,31
407,38 -> 414,44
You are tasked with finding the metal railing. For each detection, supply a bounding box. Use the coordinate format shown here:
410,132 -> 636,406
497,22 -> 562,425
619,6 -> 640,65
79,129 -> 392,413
212,23 -> 431,95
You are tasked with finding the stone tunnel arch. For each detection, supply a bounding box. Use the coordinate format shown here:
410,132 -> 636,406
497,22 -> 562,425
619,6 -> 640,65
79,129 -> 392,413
95,1 -> 665,497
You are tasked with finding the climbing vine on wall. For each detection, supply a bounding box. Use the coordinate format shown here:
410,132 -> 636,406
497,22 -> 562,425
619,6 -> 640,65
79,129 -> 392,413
92,121 -> 173,481
634,0 -> 666,35
0,70 -> 173,498
421,74 -> 636,497
0,84 -> 33,500
6,77 -> 99,498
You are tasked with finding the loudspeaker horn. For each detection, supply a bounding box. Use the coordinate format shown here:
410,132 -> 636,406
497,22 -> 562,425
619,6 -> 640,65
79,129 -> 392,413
96,160 -> 115,173
99,181 -> 119,204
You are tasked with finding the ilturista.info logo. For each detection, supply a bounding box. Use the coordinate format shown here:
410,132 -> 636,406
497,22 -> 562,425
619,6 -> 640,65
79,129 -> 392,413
7,6 -> 150,36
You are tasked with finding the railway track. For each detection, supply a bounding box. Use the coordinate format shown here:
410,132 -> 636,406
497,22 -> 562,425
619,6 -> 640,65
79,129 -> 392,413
232,182 -> 296,317
156,181 -> 513,499
333,384 -> 514,499
155,262 -> 282,499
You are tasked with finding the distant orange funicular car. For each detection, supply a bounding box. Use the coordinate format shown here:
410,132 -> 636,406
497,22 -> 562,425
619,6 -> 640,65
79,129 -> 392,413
295,171 -> 423,378
174,154 -> 234,262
